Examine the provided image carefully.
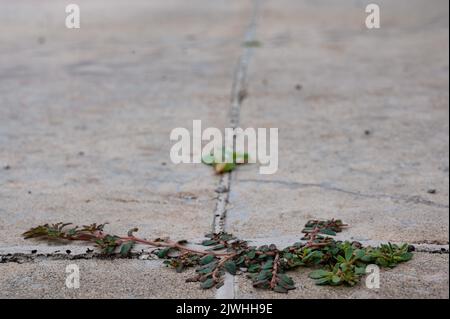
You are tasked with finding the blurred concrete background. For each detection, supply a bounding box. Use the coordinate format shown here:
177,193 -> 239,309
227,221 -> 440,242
0,0 -> 448,298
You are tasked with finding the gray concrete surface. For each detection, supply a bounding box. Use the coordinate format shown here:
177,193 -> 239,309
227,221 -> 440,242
0,0 -> 448,298
0,259 -> 215,298
227,0 -> 449,244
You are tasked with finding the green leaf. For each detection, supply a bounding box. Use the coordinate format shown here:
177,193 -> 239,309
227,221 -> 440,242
67,228 -> 78,236
236,256 -> 245,265
247,250 -> 256,259
400,252 -> 413,261
248,264 -> 260,273
354,249 -> 365,260
197,266 -> 214,275
211,244 -> 226,250
157,247 -> 171,258
105,245 -> 116,255
200,254 -> 215,265
345,247 -> 354,261
279,274 -> 294,286
176,264 -> 184,273
309,269 -> 329,279
223,261 -> 237,275
361,255 -> 374,262
201,239 -> 218,246
253,279 -> 270,289
278,274 -> 295,290
274,285 -> 288,293
331,275 -> 341,284
119,241 -> 134,257
320,228 -> 336,236
355,266 -> 366,275
315,277 -> 331,285
262,260 -> 273,270
215,281 -> 224,289
127,228 -> 138,237
200,278 -> 215,289
233,152 -> 249,164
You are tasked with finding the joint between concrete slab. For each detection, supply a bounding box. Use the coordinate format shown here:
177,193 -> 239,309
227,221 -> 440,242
212,0 -> 261,235
237,179 -> 450,209
213,0 -> 262,299
0,240 -> 446,266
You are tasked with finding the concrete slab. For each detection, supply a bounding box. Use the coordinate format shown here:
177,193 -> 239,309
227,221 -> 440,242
227,0 -> 449,244
0,259 -> 215,298
0,0 -> 252,247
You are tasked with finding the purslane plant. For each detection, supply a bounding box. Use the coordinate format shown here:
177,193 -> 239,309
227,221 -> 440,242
23,219 -> 413,293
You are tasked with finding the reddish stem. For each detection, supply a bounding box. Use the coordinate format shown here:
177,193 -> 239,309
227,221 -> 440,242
270,252 -> 280,289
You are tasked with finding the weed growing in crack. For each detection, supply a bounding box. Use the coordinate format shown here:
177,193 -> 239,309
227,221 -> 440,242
23,219 -> 413,293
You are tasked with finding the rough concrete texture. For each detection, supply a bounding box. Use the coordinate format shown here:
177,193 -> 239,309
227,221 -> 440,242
0,259 -> 215,298
0,0 -> 448,299
227,0 -> 449,244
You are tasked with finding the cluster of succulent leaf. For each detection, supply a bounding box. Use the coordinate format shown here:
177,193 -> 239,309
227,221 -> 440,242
202,149 -> 249,174
23,219 -> 413,293
305,241 -> 413,286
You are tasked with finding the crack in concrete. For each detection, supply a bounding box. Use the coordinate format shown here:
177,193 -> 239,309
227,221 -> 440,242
237,179 -> 449,209
212,0 -> 261,235
212,0 -> 262,299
